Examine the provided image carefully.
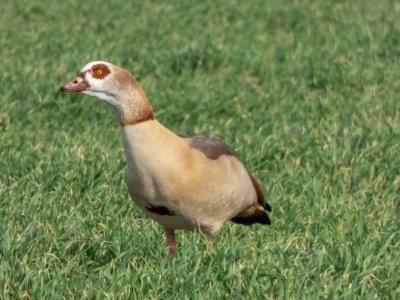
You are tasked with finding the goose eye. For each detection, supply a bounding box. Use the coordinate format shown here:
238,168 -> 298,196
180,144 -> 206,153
97,70 -> 102,75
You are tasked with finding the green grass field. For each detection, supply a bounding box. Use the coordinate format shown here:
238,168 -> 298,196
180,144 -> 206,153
1,0 -> 400,298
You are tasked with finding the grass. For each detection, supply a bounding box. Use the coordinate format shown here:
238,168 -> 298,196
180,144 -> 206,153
1,0 -> 400,298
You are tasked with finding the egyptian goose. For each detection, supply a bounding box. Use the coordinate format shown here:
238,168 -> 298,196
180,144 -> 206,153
60,62 -> 271,258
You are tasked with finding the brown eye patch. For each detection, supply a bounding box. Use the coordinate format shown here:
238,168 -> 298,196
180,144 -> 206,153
91,64 -> 111,79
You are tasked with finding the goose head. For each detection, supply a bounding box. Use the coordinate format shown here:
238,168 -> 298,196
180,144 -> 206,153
60,61 -> 153,126
61,61 -> 141,106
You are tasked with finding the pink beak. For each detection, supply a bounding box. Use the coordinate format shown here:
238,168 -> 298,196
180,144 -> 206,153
60,75 -> 89,92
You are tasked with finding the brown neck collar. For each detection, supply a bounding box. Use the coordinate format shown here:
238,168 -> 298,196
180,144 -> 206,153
117,101 -> 154,127
115,77 -> 154,127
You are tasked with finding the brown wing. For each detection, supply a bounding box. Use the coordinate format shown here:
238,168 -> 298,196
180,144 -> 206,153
247,172 -> 271,212
233,172 -> 271,225
183,135 -> 271,212
186,135 -> 238,160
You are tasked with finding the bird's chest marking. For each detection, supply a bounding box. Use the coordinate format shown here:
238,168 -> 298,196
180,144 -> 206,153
145,205 -> 175,216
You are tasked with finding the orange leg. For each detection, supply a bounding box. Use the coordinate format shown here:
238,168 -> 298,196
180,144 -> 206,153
206,235 -> 214,254
165,229 -> 176,258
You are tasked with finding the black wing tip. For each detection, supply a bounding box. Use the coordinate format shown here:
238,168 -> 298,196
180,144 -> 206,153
264,202 -> 272,212
231,212 -> 271,226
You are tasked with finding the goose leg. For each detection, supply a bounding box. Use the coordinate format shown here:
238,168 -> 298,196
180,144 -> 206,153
206,234 -> 214,254
165,229 -> 176,258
